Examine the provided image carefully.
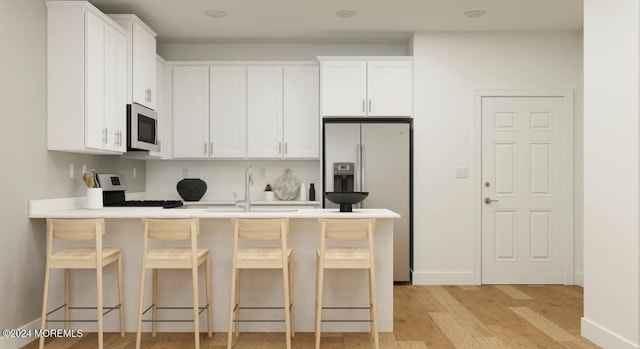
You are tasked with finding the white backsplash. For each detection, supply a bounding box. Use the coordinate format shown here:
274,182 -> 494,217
145,160 -> 321,201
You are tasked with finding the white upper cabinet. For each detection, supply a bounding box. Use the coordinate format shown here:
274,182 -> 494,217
320,58 -> 413,117
170,63 -> 319,160
210,66 -> 247,158
47,1 -> 127,154
247,66 -> 284,158
148,56 -> 172,159
172,66 -> 210,158
109,15 -> 158,110
283,66 -> 320,158
320,61 -> 367,116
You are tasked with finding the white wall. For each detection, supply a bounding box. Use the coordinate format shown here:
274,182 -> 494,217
582,0 -> 640,348
145,160 -> 320,201
411,32 -> 583,284
0,0 -> 145,344
158,42 -> 409,61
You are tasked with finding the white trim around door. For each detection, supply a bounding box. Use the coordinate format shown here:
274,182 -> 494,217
473,89 -> 574,285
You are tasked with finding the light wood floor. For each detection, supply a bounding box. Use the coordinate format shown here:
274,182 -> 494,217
24,285 -> 600,348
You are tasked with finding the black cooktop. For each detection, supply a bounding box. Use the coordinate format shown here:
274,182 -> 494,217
104,200 -> 183,209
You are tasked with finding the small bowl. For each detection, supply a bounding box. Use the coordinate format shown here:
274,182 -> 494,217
324,192 -> 369,212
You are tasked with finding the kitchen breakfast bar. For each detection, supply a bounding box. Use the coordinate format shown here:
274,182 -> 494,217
29,200 -> 399,334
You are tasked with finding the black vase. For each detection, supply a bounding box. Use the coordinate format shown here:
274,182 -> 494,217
176,178 -> 207,201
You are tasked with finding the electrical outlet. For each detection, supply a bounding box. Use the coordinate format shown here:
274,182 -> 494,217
69,163 -> 74,178
182,168 -> 189,178
259,168 -> 266,178
82,164 -> 87,175
456,168 -> 469,178
133,167 -> 137,178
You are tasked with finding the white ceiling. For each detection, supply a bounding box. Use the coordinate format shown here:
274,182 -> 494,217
87,0 -> 583,44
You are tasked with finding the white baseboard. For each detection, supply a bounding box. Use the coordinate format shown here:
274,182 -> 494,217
581,317 -> 640,349
0,318 -> 40,349
412,271 -> 476,285
573,271 -> 584,286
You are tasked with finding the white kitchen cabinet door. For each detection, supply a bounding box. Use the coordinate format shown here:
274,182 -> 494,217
84,10 -> 106,150
247,66 -> 283,158
321,61 -> 367,117
131,21 -> 156,109
103,23 -> 127,152
210,66 -> 247,158
173,66 -> 210,158
283,66 -> 319,158
149,57 -> 172,158
367,61 -> 412,117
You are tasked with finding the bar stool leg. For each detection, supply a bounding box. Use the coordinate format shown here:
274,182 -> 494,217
136,262 -> 147,349
227,266 -> 236,349
192,263 -> 200,349
314,258 -> 324,349
288,258 -> 295,337
152,269 -> 158,337
235,270 -> 240,337
282,262 -> 291,349
64,269 -> 70,330
117,256 -> 125,337
205,256 -> 212,337
369,267 -> 379,349
97,265 -> 104,349
39,265 -> 51,349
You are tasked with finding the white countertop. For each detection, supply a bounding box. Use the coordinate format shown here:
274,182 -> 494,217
182,200 -> 321,207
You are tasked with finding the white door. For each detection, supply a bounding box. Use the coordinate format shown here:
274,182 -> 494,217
283,66 -> 319,158
481,96 -> 570,284
367,61 -> 413,117
321,61 -> 367,117
172,66 -> 210,158
210,66 -> 247,158
84,11 -> 105,151
247,66 -> 283,158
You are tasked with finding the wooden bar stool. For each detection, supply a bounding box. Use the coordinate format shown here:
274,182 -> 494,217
135,218 -> 212,349
315,218 -> 378,349
39,218 -> 124,349
227,218 -> 294,349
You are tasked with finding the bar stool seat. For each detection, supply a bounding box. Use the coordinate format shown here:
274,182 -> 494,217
40,219 -> 124,349
228,218 -> 294,349
315,218 -> 378,349
136,219 -> 212,349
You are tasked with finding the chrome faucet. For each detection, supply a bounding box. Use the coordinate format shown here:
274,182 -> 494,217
243,162 -> 253,212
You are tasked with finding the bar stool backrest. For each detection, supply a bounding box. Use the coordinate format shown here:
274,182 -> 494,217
48,218 -> 105,241
319,219 -> 376,242
143,219 -> 200,241
232,219 -> 289,241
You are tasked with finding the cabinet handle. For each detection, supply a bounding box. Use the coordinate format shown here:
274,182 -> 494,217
284,142 -> 288,155
362,100 -> 365,112
369,100 -> 372,112
157,140 -> 161,151
114,131 -> 119,146
210,142 -> 213,154
119,131 -> 122,146
103,128 -> 108,144
204,142 -> 207,155
278,142 -> 282,154
149,88 -> 152,103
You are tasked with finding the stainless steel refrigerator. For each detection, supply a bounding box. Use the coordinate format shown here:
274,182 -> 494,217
323,120 -> 412,283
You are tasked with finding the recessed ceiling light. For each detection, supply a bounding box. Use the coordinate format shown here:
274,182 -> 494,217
464,10 -> 486,18
335,10 -> 357,18
205,10 -> 227,18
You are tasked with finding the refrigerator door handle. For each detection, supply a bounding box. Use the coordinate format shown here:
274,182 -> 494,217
355,144 -> 361,192
361,144 -> 366,191
361,144 -> 366,208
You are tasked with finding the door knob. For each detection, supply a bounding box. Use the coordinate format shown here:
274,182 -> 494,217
484,197 -> 499,204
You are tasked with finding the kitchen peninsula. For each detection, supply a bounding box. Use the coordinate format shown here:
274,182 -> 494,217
29,199 -> 399,334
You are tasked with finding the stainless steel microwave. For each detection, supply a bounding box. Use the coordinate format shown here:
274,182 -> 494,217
127,103 -> 159,152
